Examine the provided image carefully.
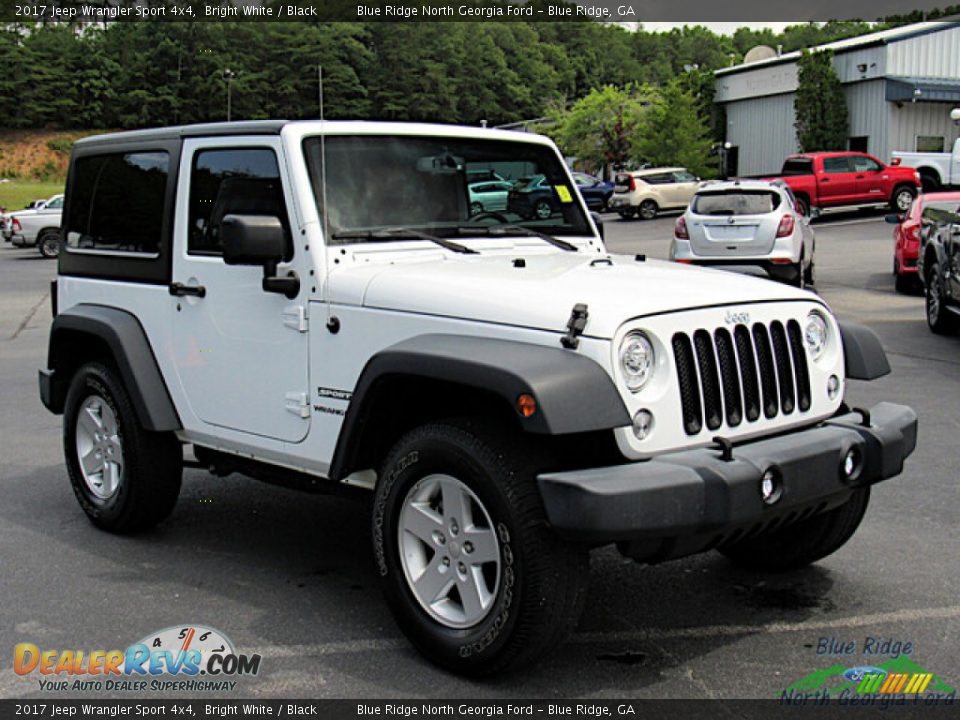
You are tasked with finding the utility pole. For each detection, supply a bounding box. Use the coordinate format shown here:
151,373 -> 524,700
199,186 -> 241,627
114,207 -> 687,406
223,68 -> 237,121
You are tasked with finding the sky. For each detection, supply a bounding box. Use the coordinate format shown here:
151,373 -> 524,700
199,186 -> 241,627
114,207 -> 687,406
639,22 -> 797,34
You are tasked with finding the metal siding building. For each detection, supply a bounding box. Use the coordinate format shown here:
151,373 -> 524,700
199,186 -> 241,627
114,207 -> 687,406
715,21 -> 960,176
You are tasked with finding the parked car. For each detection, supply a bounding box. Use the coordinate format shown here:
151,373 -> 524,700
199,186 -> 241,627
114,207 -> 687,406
506,174 -> 558,220
892,137 -> 960,192
609,167 -> 700,220
8,194 -> 64,258
761,152 -> 921,217
670,180 -> 815,288
917,200 -> 960,334
38,120 -> 916,676
885,192 -> 960,293
468,180 -> 513,216
572,172 -> 614,211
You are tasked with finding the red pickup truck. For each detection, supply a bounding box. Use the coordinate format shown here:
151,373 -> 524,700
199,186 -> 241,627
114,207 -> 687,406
762,152 -> 921,217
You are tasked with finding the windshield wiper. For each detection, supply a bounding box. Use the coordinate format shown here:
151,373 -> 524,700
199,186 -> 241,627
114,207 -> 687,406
332,227 -> 478,254
460,224 -> 578,252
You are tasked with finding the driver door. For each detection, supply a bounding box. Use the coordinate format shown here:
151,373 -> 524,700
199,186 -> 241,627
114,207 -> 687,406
169,137 -> 310,443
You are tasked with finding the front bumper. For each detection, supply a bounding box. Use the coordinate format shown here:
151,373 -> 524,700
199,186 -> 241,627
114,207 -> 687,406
538,402 -> 916,550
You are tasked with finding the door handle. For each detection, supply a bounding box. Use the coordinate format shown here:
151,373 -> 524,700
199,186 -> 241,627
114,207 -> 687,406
856,175 -> 865,179
821,177 -> 830,182
169,282 -> 206,298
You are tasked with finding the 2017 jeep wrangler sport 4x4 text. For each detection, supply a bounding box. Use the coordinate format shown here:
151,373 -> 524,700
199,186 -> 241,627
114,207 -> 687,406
39,121 -> 917,676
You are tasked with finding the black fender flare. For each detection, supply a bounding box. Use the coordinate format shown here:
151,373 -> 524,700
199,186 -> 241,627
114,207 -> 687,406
41,305 -> 181,431
329,334 -> 630,479
839,322 -> 890,381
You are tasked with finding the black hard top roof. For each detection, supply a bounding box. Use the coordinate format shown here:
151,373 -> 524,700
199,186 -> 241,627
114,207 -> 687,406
75,120 -> 290,148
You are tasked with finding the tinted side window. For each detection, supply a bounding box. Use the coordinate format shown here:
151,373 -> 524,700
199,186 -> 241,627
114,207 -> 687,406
822,157 -> 853,173
851,156 -> 881,172
781,159 -> 813,175
189,148 -> 290,256
673,170 -> 697,183
65,152 -> 169,254
643,174 -> 672,185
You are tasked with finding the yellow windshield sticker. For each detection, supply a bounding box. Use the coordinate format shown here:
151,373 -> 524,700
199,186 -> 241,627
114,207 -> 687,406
555,185 -> 573,203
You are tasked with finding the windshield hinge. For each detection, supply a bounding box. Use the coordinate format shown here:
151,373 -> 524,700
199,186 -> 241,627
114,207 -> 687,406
282,304 -> 308,333
285,391 -> 310,419
560,303 -> 589,350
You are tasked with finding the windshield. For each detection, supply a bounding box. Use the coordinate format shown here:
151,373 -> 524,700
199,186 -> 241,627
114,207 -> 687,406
693,190 -> 781,216
303,135 -> 592,242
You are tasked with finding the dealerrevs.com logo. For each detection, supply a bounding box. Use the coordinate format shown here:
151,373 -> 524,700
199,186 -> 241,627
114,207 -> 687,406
13,625 -> 261,693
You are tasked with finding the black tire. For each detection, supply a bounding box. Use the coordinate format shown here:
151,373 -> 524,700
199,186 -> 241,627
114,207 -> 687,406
372,421 -> 589,676
638,199 -> 658,220
63,362 -> 182,533
469,202 -> 483,216
925,262 -> 958,334
919,171 -> 940,193
38,230 -> 60,259
533,199 -> 552,220
719,488 -> 870,572
890,185 -> 917,213
894,265 -> 913,294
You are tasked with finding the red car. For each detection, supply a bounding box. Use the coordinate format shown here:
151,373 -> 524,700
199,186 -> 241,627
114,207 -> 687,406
762,152 -> 921,217
886,191 -> 960,293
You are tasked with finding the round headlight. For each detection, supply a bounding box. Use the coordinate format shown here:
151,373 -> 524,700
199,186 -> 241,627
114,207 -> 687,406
804,312 -> 828,360
620,332 -> 655,391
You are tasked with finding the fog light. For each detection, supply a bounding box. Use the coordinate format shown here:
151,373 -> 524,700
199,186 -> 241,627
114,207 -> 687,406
827,374 -> 841,400
632,409 -> 654,440
842,447 -> 862,480
760,469 -> 782,505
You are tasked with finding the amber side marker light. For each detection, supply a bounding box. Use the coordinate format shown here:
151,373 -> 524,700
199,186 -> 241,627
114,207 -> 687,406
516,394 -> 537,418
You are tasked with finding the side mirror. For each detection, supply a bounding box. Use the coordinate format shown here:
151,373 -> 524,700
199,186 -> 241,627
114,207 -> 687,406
221,214 -> 299,299
590,211 -> 604,241
884,213 -> 904,224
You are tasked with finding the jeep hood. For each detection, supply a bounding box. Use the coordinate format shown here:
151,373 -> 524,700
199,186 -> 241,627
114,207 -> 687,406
331,251 -> 817,339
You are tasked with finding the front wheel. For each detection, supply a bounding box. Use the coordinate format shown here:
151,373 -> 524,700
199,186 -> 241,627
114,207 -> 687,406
534,199 -> 553,220
719,488 -> 870,572
63,362 -> 182,532
372,421 -> 588,676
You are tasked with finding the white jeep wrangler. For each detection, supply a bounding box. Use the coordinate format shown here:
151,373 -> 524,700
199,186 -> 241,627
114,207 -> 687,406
40,121 -> 916,676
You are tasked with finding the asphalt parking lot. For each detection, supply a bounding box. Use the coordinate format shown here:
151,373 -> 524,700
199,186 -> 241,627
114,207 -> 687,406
1,210 -> 958,700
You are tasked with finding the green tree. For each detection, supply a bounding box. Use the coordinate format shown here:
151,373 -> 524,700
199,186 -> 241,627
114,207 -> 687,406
633,79 -> 716,178
551,85 -> 651,176
794,49 -> 849,152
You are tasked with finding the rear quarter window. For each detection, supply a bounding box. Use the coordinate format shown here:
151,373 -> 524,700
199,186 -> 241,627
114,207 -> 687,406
781,159 -> 814,175
65,151 -> 169,255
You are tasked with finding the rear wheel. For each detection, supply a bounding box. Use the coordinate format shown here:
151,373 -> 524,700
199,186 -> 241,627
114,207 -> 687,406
63,362 -> 182,532
919,170 -> 940,193
38,230 -> 60,258
373,420 -> 588,676
794,196 -> 810,218
638,199 -> 658,220
926,262 -> 957,334
534,199 -> 552,220
720,488 -> 870,572
469,202 -> 483,216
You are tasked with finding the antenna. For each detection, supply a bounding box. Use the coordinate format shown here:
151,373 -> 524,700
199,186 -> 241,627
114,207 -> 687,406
319,65 -> 337,331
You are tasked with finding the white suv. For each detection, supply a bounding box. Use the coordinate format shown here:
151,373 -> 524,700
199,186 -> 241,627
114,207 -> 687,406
609,167 -> 700,220
39,121 -> 916,676
670,180 -> 816,288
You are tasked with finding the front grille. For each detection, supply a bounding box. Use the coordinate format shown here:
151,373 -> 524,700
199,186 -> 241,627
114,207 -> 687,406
673,319 -> 812,436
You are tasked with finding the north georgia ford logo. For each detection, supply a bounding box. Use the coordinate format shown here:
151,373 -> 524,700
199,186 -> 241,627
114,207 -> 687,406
14,625 -> 261,692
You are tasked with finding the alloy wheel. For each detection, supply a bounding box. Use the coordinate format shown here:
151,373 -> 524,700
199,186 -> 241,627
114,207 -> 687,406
75,395 -> 124,499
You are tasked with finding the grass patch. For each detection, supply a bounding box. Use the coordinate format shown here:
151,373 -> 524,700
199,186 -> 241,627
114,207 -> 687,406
0,180 -> 64,211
